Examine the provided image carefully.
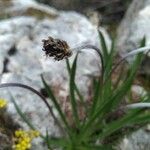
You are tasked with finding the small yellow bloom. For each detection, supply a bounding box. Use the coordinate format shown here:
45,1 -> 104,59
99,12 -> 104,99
0,98 -> 7,108
13,130 -> 40,150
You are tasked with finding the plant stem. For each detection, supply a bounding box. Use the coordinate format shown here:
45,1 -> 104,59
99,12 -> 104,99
72,44 -> 104,82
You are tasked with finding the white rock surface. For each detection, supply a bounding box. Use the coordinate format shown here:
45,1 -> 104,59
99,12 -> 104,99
117,0 -> 150,76
0,56 -> 3,74
116,1 -> 150,149
117,0 -> 150,75
119,129 -> 150,150
0,0 -> 111,149
0,0 -> 58,18
117,0 -> 150,53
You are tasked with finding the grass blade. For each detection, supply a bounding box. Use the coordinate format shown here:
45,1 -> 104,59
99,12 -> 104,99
41,75 -> 70,133
89,77 -> 101,117
9,93 -> 36,130
66,58 -> 71,73
97,110 -> 143,139
83,144 -> 114,150
99,30 -> 109,65
81,52 -> 144,137
66,58 -> 84,104
69,53 -> 80,127
111,52 -> 143,109
45,137 -> 71,148
104,38 -> 115,79
45,129 -> 53,150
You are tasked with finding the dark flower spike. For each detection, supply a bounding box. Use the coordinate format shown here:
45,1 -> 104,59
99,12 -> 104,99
42,37 -> 72,61
42,36 -> 104,81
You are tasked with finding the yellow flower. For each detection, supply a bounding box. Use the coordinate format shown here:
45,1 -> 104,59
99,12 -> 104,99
13,130 -> 40,150
0,98 -> 7,108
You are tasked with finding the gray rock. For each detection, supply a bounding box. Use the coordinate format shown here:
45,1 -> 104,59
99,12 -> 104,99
118,129 -> 150,150
0,56 -> 3,74
0,0 -> 111,149
116,0 -> 150,75
0,73 -> 60,150
0,0 -> 58,19
0,132 -> 12,150
117,0 -> 150,52
0,72 -> 72,150
37,0 -> 84,10
116,1 -> 150,149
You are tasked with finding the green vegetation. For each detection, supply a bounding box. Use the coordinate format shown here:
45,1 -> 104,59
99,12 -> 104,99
0,31 -> 149,150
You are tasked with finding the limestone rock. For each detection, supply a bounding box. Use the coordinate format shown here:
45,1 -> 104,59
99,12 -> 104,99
0,0 -> 111,149
119,129 -> 150,150
116,0 -> 150,76
0,0 -> 58,19
0,56 -> 3,74
117,0 -> 150,52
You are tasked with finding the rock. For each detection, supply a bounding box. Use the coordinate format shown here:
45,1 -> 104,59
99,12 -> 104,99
116,1 -> 150,149
0,0 -> 111,149
0,0 -> 58,19
0,132 -> 12,150
49,0 -> 79,10
117,0 -> 150,52
37,0 -> 84,10
0,56 -> 3,74
0,71 -> 72,139
0,12 -> 111,95
119,129 -> 150,150
0,73 -> 59,150
116,0 -> 150,75
129,85 -> 147,102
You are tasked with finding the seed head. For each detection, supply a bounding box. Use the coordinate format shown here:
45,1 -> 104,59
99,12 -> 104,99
42,37 -> 72,61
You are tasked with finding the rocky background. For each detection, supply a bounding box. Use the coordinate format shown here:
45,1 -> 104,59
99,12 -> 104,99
0,0 -> 149,149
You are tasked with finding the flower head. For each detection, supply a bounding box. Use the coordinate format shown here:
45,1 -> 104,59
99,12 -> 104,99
0,98 -> 7,108
42,36 -> 72,61
13,130 -> 40,150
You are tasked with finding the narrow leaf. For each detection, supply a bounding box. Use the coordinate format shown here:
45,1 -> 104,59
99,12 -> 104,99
45,129 -> 53,150
41,76 -> 70,132
69,53 -> 80,126
10,93 -> 36,130
99,30 -> 109,64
